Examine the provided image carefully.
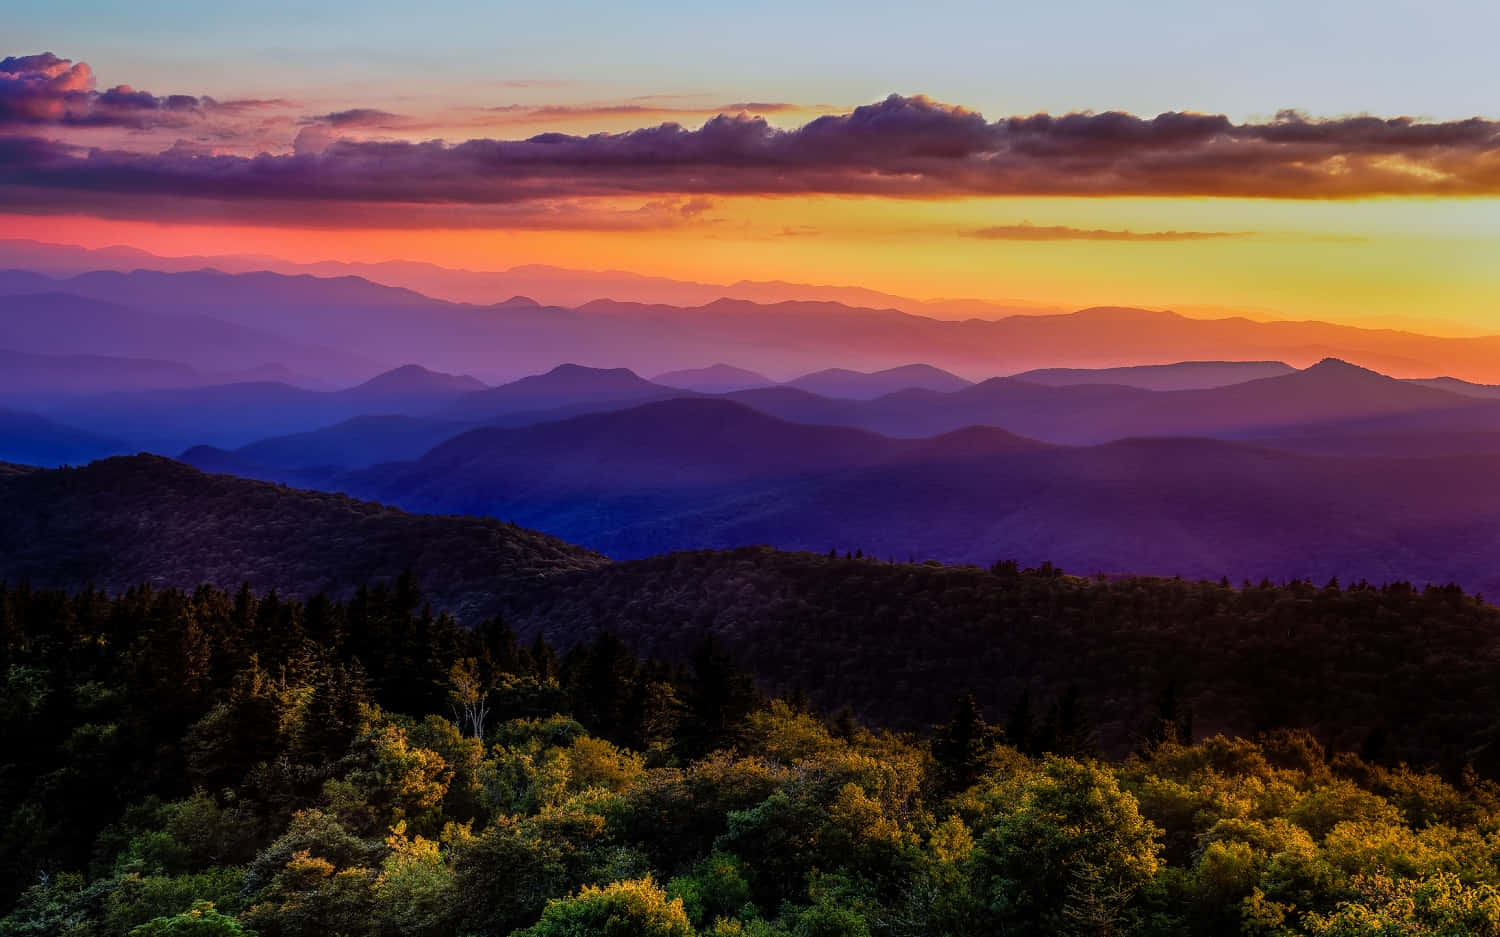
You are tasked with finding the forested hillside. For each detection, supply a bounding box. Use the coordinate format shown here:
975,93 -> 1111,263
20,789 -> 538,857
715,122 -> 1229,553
6,453 -> 1500,771
4,580 -> 1500,937
0,456 -> 602,620
505,548 -> 1500,769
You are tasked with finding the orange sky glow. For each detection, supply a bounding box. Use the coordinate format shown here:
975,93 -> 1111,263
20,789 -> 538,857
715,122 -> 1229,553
3,49 -> 1498,334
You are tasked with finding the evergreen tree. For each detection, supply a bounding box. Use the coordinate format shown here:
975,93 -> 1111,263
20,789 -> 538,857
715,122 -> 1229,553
932,692 -> 991,794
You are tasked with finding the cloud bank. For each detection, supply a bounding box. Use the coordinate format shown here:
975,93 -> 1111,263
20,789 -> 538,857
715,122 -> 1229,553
4,52 -> 1500,228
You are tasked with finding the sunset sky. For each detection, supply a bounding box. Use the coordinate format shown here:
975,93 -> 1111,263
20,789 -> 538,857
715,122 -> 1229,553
5,0 -> 1499,329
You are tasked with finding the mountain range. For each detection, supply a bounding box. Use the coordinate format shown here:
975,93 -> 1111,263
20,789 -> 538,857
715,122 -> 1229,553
141,364 -> 1500,595
8,264 -> 1500,384
7,248 -> 1500,600
16,364 -> 486,454
166,355 -> 1499,471
0,237 -> 1070,317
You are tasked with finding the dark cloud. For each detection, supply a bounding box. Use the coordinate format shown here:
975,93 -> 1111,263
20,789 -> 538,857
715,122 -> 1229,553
0,51 -> 237,128
1,52 -> 96,124
4,52 -> 1500,227
967,224 -> 1247,242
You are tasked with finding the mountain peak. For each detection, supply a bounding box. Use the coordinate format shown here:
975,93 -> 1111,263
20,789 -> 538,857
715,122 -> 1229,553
1297,358 -> 1388,381
651,363 -> 773,392
543,363 -> 645,381
786,363 -> 972,398
347,364 -> 487,394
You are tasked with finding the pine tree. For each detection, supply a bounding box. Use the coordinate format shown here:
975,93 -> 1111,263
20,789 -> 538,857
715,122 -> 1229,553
933,692 -> 991,793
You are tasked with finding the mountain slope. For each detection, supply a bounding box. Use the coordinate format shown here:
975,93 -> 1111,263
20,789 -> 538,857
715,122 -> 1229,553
372,397 -> 904,498
0,409 -> 131,467
232,414 -> 473,470
338,363 -> 486,403
0,455 -> 603,619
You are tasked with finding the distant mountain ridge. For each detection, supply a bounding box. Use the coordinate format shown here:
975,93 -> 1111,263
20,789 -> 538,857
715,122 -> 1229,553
0,291 -> 373,380
1011,360 -> 1296,391
712,358 -> 1494,443
8,263 -> 1500,382
0,238 -> 1069,317
785,364 -> 973,399
167,392 -> 1500,597
151,357 -> 1500,481
30,364 -> 494,453
1408,376 -> 1500,399
0,348 -> 203,396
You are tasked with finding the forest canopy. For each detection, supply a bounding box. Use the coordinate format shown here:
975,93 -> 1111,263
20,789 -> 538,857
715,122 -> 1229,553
4,578 -> 1500,936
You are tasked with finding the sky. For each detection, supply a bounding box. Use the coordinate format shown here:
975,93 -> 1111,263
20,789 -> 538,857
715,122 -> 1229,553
4,0 -> 1499,328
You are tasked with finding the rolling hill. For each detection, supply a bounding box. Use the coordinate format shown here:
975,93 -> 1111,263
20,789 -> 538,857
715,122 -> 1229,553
0,455 -> 603,619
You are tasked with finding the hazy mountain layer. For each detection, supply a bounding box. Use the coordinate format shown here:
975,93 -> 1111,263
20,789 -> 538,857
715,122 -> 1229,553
10,266 -> 1500,381
194,394 -> 1500,596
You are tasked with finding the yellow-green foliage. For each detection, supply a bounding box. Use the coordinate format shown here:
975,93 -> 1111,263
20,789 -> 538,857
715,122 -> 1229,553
10,581 -> 1500,937
512,879 -> 694,937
